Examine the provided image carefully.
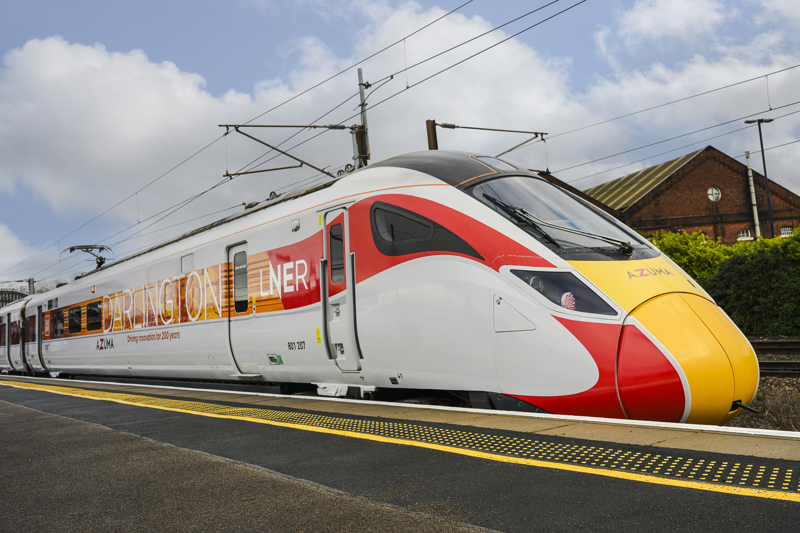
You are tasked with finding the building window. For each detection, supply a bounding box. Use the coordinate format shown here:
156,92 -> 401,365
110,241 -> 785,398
737,229 -> 752,241
781,226 -> 793,238
707,187 -> 722,202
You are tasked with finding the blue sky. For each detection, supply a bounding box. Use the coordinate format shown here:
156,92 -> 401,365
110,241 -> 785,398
1,0 -> 799,287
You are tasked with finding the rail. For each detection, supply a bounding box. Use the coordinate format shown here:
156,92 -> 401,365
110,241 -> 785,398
749,337 -> 800,357
759,361 -> 800,376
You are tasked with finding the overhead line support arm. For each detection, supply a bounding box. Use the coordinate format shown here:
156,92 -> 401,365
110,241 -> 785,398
231,127 -> 336,178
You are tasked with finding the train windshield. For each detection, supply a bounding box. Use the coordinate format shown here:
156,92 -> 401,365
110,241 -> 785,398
472,176 -> 646,252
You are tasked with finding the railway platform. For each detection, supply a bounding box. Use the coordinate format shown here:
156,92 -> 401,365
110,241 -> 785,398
1,375 -> 799,532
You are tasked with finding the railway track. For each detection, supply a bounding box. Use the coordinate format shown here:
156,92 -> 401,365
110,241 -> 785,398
749,338 -> 800,356
749,338 -> 800,376
758,361 -> 800,376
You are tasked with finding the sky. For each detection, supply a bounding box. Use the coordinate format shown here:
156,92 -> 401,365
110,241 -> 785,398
1,0 -> 799,290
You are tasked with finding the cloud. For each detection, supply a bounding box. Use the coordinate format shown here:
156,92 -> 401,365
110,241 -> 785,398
1,1 -> 799,282
617,0 -> 731,46
755,0 -> 800,30
0,223 -> 57,283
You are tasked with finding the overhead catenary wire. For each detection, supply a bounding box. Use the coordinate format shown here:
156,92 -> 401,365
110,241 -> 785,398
566,107 -> 800,185
236,0 -> 579,177
242,0 -> 475,127
3,2 -> 474,279
501,63 -> 800,156
237,0 -> 592,181
100,1 -> 591,244
372,0 -> 565,86
18,0 -> 596,283
733,138 -> 800,160
553,99 -> 800,175
118,204 -> 244,242
101,2 -> 595,251
565,125 -> 755,185
0,134 -> 226,277
6,1 -> 585,281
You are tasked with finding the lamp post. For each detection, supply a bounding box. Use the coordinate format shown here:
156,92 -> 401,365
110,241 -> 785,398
744,117 -> 774,238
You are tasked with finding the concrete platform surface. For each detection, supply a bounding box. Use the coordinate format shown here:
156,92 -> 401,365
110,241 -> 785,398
1,376 -> 799,532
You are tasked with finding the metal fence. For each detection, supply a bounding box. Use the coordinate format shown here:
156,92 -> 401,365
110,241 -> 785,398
0,290 -> 27,308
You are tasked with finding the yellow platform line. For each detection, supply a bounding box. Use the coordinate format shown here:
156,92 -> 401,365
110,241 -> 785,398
2,379 -> 799,504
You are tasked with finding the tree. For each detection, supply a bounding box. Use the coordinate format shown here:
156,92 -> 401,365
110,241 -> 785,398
705,246 -> 800,335
649,231 -> 732,285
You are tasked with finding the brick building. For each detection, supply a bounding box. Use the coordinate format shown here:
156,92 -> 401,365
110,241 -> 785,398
582,145 -> 800,245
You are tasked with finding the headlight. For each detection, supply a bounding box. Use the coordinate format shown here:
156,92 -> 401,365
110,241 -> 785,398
511,270 -> 617,315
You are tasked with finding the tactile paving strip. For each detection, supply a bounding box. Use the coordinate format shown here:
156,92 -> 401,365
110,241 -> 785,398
3,380 -> 798,497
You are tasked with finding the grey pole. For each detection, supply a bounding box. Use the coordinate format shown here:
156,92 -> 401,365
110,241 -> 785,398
357,68 -> 370,167
745,151 -> 762,238
745,118 -> 775,238
756,121 -> 775,238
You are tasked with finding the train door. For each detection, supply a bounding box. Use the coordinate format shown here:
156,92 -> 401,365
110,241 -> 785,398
8,310 -> 23,372
27,305 -> 47,373
227,243 -> 260,376
0,314 -> 9,371
322,208 -> 362,372
22,308 -> 41,373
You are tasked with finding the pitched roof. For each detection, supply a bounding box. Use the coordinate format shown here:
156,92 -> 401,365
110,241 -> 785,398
583,149 -> 702,211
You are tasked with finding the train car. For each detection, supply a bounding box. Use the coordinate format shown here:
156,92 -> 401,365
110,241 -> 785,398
1,297 -> 32,374
0,151 -> 759,425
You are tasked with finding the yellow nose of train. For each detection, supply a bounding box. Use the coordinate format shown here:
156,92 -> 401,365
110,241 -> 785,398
622,292 -> 759,424
571,256 -> 759,425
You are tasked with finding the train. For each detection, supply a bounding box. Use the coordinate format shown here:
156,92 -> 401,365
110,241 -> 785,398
0,150 -> 759,425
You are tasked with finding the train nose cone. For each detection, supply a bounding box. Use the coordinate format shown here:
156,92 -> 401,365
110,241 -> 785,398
617,293 -> 759,425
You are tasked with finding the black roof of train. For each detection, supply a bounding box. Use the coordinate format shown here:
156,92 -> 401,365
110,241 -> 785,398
370,150 -> 524,187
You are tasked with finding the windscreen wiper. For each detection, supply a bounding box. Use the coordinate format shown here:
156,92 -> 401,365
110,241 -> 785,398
483,193 -> 633,255
482,194 -> 561,248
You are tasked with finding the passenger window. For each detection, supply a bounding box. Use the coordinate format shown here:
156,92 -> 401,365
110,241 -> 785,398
329,224 -> 345,284
373,207 -> 433,243
68,307 -> 82,334
0,321 -> 5,346
369,202 -> 483,260
87,302 -> 102,331
52,311 -> 64,338
25,316 -> 36,343
233,251 -> 248,313
10,320 -> 20,345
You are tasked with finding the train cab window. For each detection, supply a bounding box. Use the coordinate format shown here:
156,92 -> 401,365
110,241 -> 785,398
233,251 -> 248,313
87,302 -> 102,331
10,321 -> 20,346
52,311 -> 64,338
329,224 -> 345,284
25,316 -> 36,343
68,307 -> 82,334
471,176 -> 647,255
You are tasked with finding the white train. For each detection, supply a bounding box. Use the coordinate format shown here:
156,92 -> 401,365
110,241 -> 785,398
0,151 -> 759,424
